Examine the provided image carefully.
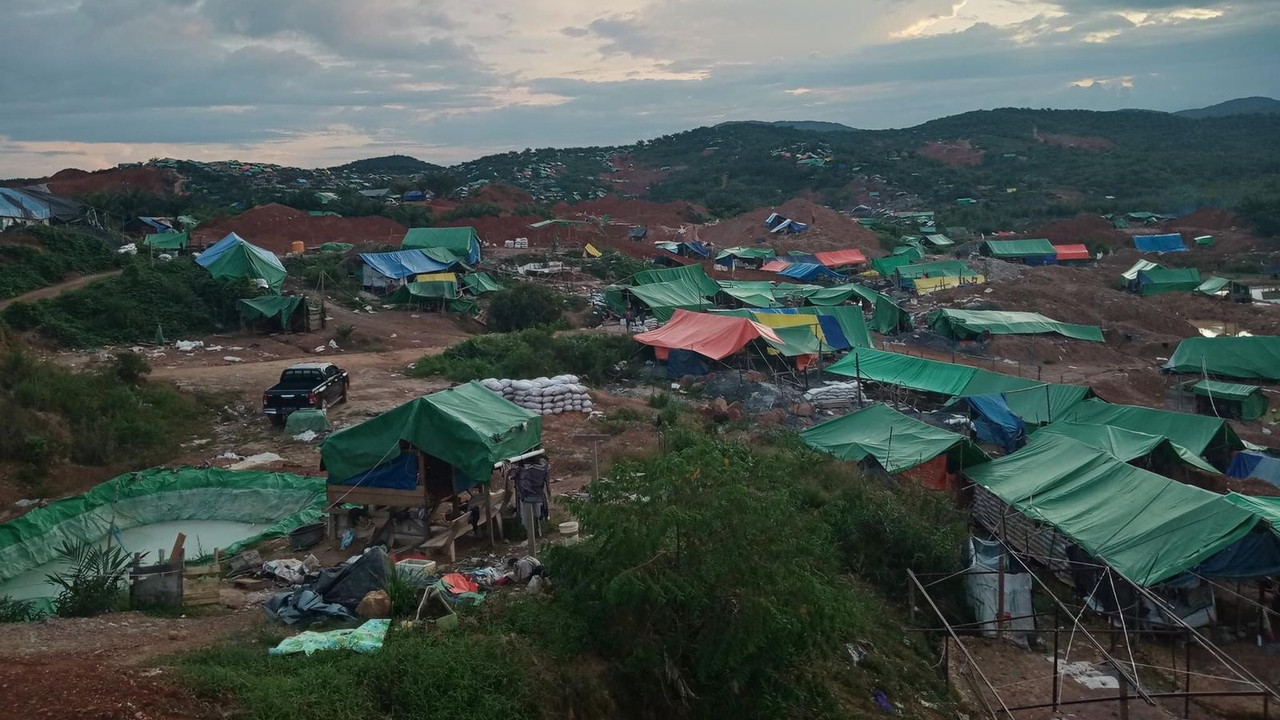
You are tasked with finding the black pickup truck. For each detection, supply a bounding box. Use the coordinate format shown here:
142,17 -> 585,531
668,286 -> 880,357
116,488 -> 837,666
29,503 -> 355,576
263,362 -> 349,423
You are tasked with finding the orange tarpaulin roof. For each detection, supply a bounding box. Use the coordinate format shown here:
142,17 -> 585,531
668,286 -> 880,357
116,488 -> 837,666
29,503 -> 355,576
635,309 -> 782,361
761,259 -> 791,272
814,249 -> 868,267
1054,244 -> 1090,261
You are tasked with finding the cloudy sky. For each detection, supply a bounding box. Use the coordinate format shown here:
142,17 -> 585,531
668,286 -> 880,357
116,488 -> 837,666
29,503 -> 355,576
2,0 -> 1277,176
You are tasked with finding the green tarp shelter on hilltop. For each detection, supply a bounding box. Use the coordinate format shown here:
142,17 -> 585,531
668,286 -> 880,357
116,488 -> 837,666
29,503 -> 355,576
1057,397 -> 1244,468
718,282 -> 779,308
237,296 -> 304,329
628,281 -> 713,321
893,244 -> 925,259
144,231 -> 189,251
981,239 -> 1056,261
826,348 -> 1042,398
1225,494 -> 1280,531
1137,267 -> 1201,296
1034,421 -> 1219,474
714,306 -> 872,350
893,260 -> 980,286
462,272 -> 503,294
1164,336 -> 1280,381
871,295 -> 912,335
631,263 -> 720,297
965,434 -> 1261,586
927,309 -> 1104,343
715,247 -> 776,262
196,233 -> 287,293
1192,380 -> 1269,420
402,227 -> 481,263
1000,384 -> 1094,425
924,234 -> 954,248
320,382 -> 542,489
1120,259 -> 1161,288
871,254 -> 913,278
762,325 -> 823,358
1195,276 -> 1249,300
385,280 -> 460,304
802,283 -> 881,307
801,403 -> 988,474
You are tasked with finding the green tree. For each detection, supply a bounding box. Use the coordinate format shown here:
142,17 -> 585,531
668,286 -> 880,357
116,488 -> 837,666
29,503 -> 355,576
485,284 -> 565,332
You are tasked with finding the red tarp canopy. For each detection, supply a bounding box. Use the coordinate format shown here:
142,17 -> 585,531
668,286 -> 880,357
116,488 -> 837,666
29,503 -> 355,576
635,309 -> 782,361
761,259 -> 791,272
1054,244 -> 1090,261
814,249 -> 868,267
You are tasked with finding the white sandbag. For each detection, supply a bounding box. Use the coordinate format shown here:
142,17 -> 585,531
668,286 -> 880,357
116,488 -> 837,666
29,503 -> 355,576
512,380 -> 533,392
553,407 -> 564,414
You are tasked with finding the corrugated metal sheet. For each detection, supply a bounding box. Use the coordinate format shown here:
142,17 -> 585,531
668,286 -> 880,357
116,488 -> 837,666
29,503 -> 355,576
0,188 -> 53,221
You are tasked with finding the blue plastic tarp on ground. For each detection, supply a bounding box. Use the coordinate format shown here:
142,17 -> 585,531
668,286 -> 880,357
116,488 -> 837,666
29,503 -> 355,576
1134,233 -> 1187,253
1226,451 -> 1280,488
778,263 -> 847,282
360,249 -> 454,279
965,395 -> 1026,453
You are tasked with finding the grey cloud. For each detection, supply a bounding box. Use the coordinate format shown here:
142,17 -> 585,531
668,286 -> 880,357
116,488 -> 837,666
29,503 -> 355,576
561,26 -> 590,37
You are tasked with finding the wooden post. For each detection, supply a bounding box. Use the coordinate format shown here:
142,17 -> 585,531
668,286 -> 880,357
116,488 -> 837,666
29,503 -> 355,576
1052,608 -> 1061,711
1118,670 -> 1130,720
486,480 -> 495,550
526,502 -> 538,559
1185,629 -> 1193,719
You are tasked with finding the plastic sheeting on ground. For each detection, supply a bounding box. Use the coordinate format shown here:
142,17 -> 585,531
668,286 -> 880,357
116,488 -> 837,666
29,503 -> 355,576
1226,452 -> 1280,488
826,348 -> 1042,398
1192,380 -> 1268,420
463,272 -> 503,294
1164,336 -> 1280,381
285,408 -> 330,435
1134,233 -> 1187,253
0,468 -> 325,585
965,434 -> 1261,586
270,619 -> 390,655
801,403 -> 988,479
320,382 -> 541,489
635,309 -> 780,361
927,309 -> 1104,342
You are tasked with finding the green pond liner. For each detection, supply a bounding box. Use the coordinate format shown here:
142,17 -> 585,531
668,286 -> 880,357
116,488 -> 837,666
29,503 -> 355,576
0,467 -> 326,587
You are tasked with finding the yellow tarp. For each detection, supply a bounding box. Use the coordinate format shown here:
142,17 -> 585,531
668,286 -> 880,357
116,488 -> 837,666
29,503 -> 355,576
584,243 -> 602,258
913,275 -> 985,295
746,313 -> 840,349
414,272 -> 458,283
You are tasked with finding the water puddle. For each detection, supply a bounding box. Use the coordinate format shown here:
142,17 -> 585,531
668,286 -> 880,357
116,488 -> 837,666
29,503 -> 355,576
1189,320 -> 1252,338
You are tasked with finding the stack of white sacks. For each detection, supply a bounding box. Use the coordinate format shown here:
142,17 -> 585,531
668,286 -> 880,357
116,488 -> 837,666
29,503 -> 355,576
480,376 -> 594,415
802,381 -> 865,404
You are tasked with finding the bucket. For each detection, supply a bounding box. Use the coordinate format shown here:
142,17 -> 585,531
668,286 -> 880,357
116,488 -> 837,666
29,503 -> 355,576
291,240 -> 305,255
288,522 -> 326,551
558,521 -> 580,542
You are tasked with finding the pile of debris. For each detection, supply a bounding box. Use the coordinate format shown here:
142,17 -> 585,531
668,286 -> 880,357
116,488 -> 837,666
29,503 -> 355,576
481,376 -> 594,415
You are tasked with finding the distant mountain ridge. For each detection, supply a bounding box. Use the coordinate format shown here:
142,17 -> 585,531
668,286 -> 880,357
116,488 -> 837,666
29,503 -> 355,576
1175,96 -> 1280,119
328,154 -> 443,174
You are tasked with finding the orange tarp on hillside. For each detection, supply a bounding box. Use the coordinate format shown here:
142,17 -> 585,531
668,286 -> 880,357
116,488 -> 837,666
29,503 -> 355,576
635,309 -> 782,361
761,260 -> 792,272
814,249 -> 868,267
1054,244 -> 1090,261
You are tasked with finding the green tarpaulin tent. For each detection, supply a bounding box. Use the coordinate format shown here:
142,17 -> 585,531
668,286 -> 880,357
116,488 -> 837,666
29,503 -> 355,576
871,295 -> 912,335
718,284 -> 779,308
965,434 -> 1260,586
1033,421 -> 1219,474
715,247 -> 776,261
320,382 -> 542,488
1224,494 -> 1280,531
202,238 -> 287,293
462,272 -> 503,295
402,227 -> 481,263
1000,384 -> 1093,425
801,403 -> 988,473
318,242 -> 354,253
924,234 -> 954,247
801,283 -> 880,308
927,309 -> 1104,343
144,232 -> 188,250
1057,398 -> 1244,465
763,325 -> 823,357
981,239 -> 1056,259
1164,336 -> 1280,381
1120,259 -> 1161,286
628,281 -> 712,321
631,263 -> 720,297
1137,267 -> 1201,295
1192,379 -> 1269,420
894,260 -> 979,283
871,254 -> 914,277
285,408 -> 330,435
826,348 -> 1042,398
237,296 -> 304,327
386,281 -> 460,304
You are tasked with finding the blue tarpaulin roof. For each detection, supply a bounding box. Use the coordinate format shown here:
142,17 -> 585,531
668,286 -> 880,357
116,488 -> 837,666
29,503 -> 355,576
360,249 -> 457,279
0,188 -> 53,221
1226,451 -> 1280,489
195,232 -> 248,267
964,395 -> 1026,453
777,263 -> 847,282
1134,233 -> 1187,253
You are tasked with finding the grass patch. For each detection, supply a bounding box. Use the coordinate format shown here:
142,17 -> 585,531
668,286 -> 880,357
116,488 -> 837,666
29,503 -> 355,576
2,258 -> 258,348
409,328 -> 635,385
0,343 -> 214,483
0,226 -> 125,299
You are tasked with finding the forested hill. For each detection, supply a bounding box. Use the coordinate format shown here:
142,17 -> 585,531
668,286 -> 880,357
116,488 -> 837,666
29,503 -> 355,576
631,108 -> 1280,219
1176,96 -> 1280,119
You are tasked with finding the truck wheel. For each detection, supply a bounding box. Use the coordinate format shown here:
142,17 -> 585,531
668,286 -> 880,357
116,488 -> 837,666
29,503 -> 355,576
341,389 -> 349,404
269,415 -> 284,428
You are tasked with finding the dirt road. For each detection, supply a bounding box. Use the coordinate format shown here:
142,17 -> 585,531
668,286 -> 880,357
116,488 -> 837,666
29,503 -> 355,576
0,269 -> 124,310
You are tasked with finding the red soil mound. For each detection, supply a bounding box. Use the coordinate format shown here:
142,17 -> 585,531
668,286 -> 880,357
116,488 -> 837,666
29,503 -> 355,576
1160,207 -> 1245,232
1029,214 -> 1131,248
695,198 -> 883,256
191,204 -> 407,254
918,140 -> 984,167
10,166 -> 180,196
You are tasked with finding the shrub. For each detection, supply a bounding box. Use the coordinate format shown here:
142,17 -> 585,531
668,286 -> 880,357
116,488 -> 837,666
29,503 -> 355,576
486,284 -> 566,332
0,596 -> 39,623
409,329 -> 634,384
581,252 -> 648,283
109,351 -> 151,386
0,226 -> 125,300
46,541 -> 135,618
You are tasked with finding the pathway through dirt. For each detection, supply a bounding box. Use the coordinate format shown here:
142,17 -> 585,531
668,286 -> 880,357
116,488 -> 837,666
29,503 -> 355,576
0,269 -> 124,309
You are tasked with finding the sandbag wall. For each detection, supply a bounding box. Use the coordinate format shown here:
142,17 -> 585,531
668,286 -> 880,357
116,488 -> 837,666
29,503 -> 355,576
481,376 -> 594,415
